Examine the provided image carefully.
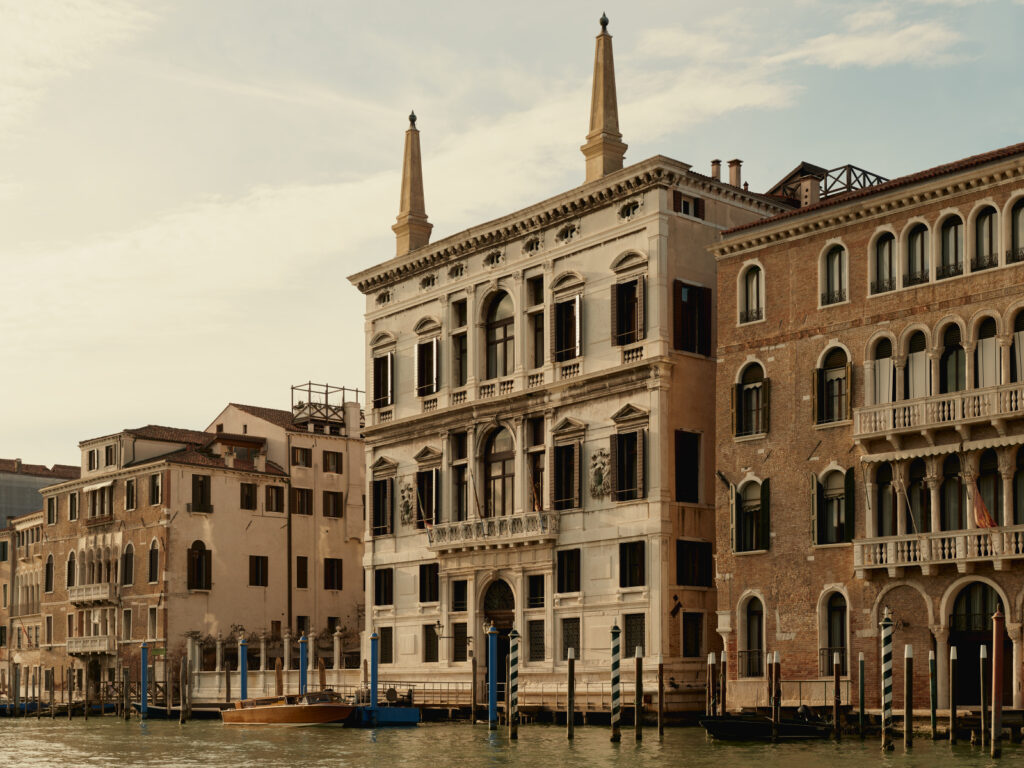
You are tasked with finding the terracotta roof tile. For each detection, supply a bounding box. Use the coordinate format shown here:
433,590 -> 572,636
125,425 -> 212,444
0,459 -> 80,480
228,403 -> 302,432
164,449 -> 287,477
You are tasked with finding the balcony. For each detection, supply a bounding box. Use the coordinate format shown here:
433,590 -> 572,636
904,270 -> 929,286
426,510 -> 559,553
69,582 -> 117,605
870,278 -> 895,295
854,524 -> 1024,577
936,262 -> 964,280
1007,247 -> 1024,265
853,382 -> 1024,441
67,634 -> 117,655
971,252 -> 999,272
84,512 -> 113,527
187,502 -> 214,514
820,289 -> 847,306
739,307 -> 763,324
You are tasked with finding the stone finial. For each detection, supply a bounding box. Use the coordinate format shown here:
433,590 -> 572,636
409,110 -> 417,127
600,12 -> 608,30
581,12 -> 627,182
393,111 -> 432,256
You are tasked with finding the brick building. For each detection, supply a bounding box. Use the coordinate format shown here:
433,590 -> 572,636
0,459 -> 79,527
713,142 -> 1024,711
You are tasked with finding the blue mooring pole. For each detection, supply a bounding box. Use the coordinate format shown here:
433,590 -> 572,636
239,635 -> 248,701
487,623 -> 498,731
370,631 -> 379,727
299,634 -> 308,695
140,642 -> 149,721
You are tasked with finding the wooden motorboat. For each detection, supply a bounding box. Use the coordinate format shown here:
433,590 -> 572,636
221,692 -> 355,726
700,714 -> 832,741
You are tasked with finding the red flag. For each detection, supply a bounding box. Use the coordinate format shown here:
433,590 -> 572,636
973,482 -> 997,528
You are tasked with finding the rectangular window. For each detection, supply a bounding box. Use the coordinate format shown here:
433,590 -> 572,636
423,624 -> 439,663
624,613 -> 645,657
552,443 -> 579,510
561,617 -> 580,660
122,610 -> 132,641
323,491 -> 344,518
452,298 -> 467,328
674,431 -> 700,503
149,474 -> 162,505
190,474 -> 212,513
374,568 -> 394,606
0,542 -> 6,562
148,606 -> 157,639
0,626 -> 5,647
676,540 -> 713,587
531,312 -> 545,368
419,563 -> 439,603
291,488 -> 313,515
291,447 -> 312,467
323,451 -> 343,474
527,574 -> 544,608
611,430 -> 645,501
682,613 -> 703,658
453,622 -> 468,662
372,478 -> 394,535
148,543 -> 159,582
619,541 -> 645,588
327,616 -> 340,633
528,619 -> 545,662
266,485 -> 284,512
46,497 -> 56,525
248,555 -> 269,587
612,277 -> 645,346
527,275 -> 544,306
373,352 -> 394,408
379,627 -> 394,664
556,549 -> 581,593
87,450 -> 98,471
125,479 -> 136,511
69,493 -> 78,521
415,469 -> 439,527
105,444 -> 117,466
296,556 -> 308,589
296,615 -> 309,636
45,615 -> 52,645
452,333 -> 468,389
451,465 -> 468,522
452,579 -> 468,612
416,338 -> 440,396
240,483 -> 257,511
324,558 -> 343,590
553,296 -> 581,361
672,281 -> 712,355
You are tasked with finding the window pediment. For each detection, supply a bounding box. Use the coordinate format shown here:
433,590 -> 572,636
610,250 -> 647,273
371,456 -> 398,476
610,403 -> 649,425
552,417 -> 586,440
551,271 -> 585,295
370,331 -> 396,350
414,317 -> 441,336
413,446 -> 442,466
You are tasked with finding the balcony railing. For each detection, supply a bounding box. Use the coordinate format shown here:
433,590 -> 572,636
426,510 -> 559,552
854,524 -> 1024,574
821,289 -> 847,306
971,253 -> 999,272
69,582 -> 117,604
1007,247 -> 1024,265
853,381 -> 1024,439
187,502 -> 213,514
67,634 -> 117,655
904,270 -> 929,286
936,261 -> 964,279
736,649 -> 763,678
870,278 -> 895,295
819,647 -> 848,677
739,307 -> 763,324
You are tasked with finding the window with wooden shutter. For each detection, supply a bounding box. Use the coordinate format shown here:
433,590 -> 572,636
608,434 -> 618,499
574,294 -> 582,357
762,378 -> 771,432
636,429 -> 646,499
812,368 -> 823,423
844,467 -> 856,542
844,361 -> 853,419
672,280 -> 684,349
610,282 -> 619,347
812,473 -> 823,544
637,276 -> 646,341
733,383 -> 743,436
730,484 -> 739,552
694,198 -> 706,219
759,478 -> 771,550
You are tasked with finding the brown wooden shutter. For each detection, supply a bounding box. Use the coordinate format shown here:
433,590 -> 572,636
609,434 -> 618,501
699,286 -> 712,356
812,369 -> 820,423
844,467 -> 856,542
730,483 -> 739,552
762,378 -> 771,432
610,283 -> 619,347
733,383 -> 742,436
574,294 -> 582,358
637,430 -> 646,499
548,447 -> 556,510
433,467 -> 441,524
637,276 -> 647,341
811,473 -> 821,545
759,478 -> 771,550
695,198 -> 706,219
549,303 -> 558,362
572,441 -> 581,508
844,361 -> 853,420
386,478 -> 394,533
672,280 -> 684,350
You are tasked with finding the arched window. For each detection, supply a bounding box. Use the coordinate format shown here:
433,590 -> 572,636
483,428 -> 515,518
905,331 -> 929,399
975,317 -> 999,388
1011,311 -> 1024,384
951,582 -> 1002,632
148,541 -> 159,583
938,216 -> 964,278
121,544 -> 134,586
973,207 -> 998,271
815,348 -> 850,424
735,480 -> 769,552
821,246 -> 847,305
907,458 -> 931,534
739,265 -> 763,323
735,363 -> 768,436
873,338 -> 895,404
741,597 -> 764,678
940,325 -> 966,394
485,292 -> 514,379
1010,199 -> 1024,263
978,449 -> 1001,526
66,551 -> 76,588
821,593 -> 847,676
815,469 -> 853,544
872,234 -> 895,294
44,555 -> 54,593
941,454 -> 966,531
1014,447 -> 1024,526
187,540 -> 212,590
906,224 -> 930,285
876,463 -> 896,537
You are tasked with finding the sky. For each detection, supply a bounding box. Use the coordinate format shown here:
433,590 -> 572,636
2,0 -> 1023,466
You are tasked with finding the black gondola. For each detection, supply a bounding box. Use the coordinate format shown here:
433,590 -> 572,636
700,714 -> 832,741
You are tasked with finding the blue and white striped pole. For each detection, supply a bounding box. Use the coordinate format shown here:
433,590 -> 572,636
880,608 -> 894,751
140,642 -> 149,721
509,628 -> 520,740
610,624 -> 621,743
239,635 -> 248,701
299,633 -> 308,696
487,623 -> 498,731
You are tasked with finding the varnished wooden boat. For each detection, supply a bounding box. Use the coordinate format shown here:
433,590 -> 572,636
221,692 -> 355,726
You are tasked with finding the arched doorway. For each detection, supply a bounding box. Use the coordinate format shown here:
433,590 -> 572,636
482,580 -> 515,684
949,582 -> 1011,705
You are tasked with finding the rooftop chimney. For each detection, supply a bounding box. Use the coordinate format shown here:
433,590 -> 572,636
728,159 -> 742,188
581,14 -> 627,182
799,175 -> 821,207
711,159 -> 721,181
392,111 -> 432,256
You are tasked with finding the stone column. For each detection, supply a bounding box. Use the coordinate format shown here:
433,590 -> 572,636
894,462 -> 908,536
998,449 -> 1015,527
965,342 -> 976,392
926,469 -> 942,534
512,272 -> 525,377
895,357 -> 906,401
1010,623 -> 1023,710
466,284 -> 479,392
259,633 -> 267,672
999,336 -> 1012,386
934,626 -> 949,708
215,632 -> 223,672
963,460 -> 978,531
467,424 -> 479,520
440,432 -> 451,524
514,416 -> 526,515
866,481 -> 878,538
929,352 -> 940,397
283,629 -> 292,672
333,626 -> 342,670
308,629 -> 316,676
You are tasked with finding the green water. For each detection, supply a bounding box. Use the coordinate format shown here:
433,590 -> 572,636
0,719 -> 1016,767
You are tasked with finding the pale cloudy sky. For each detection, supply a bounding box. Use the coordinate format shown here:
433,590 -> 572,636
2,0 -> 1023,466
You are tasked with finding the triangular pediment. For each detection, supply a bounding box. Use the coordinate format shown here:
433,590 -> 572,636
610,403 -> 649,424
413,446 -> 442,464
552,417 -> 586,435
371,456 -> 398,474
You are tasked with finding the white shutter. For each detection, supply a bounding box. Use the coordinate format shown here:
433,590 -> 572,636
574,295 -> 582,357
386,351 -> 394,405
874,357 -> 895,404
977,336 -> 998,388
1015,332 -> 1024,383
413,342 -> 420,395
908,351 -> 927,399
432,338 -> 440,393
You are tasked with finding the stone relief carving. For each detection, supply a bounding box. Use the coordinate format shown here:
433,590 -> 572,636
399,480 -> 415,527
590,447 -> 611,499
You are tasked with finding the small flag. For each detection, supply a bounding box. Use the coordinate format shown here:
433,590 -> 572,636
973,482 -> 997,528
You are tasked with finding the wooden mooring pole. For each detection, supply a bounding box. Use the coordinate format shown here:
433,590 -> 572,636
904,645 -> 913,750
123,668 -> 130,720
566,647 -> 575,740
634,647 -> 642,742
929,650 -> 937,740
49,667 -> 54,718
979,645 -> 988,748
949,645 -> 958,745
720,649 -> 727,715
179,658 -> 187,724
832,651 -> 841,740
66,667 -> 72,720
992,607 -> 1005,759
657,659 -> 664,740
858,652 -> 865,739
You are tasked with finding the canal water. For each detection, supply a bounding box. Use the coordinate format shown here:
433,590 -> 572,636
0,719 -> 1017,767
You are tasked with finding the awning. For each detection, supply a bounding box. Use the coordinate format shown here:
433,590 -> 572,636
81,480 -> 114,493
860,434 -> 1024,463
